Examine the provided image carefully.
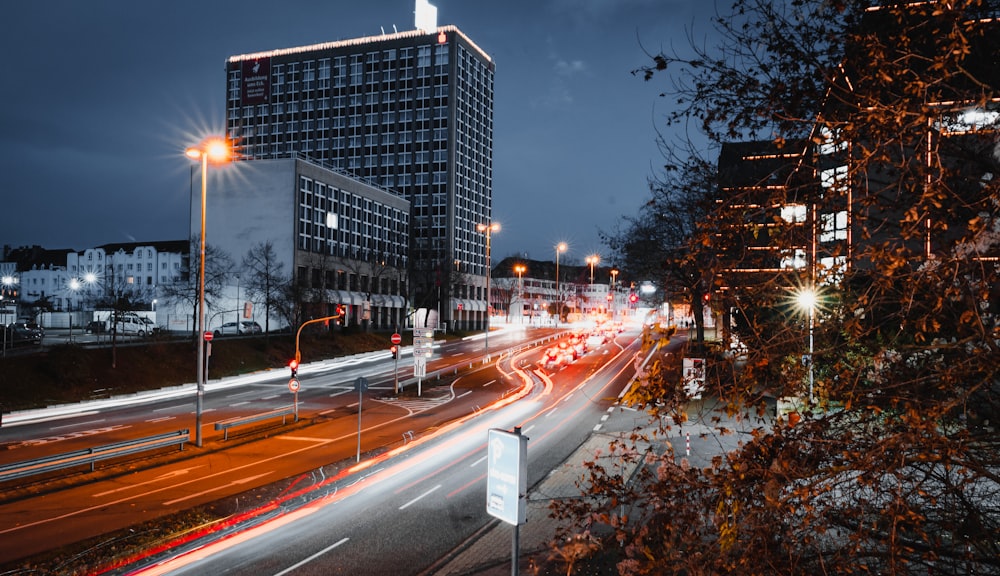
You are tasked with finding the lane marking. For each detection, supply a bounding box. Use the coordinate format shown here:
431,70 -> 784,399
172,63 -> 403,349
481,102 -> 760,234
470,455 -> 487,468
482,379 -> 496,387
273,537 -> 350,576
399,484 -> 441,510
457,390 -> 471,399
51,419 -> 106,430
93,466 -> 204,497
162,472 -> 272,506
145,416 -> 175,423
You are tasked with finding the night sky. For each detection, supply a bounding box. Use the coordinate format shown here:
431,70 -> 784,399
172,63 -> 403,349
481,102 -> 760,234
1,0 -> 714,266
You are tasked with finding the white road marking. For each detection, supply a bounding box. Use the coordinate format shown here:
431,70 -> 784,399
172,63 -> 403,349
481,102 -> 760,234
399,484 -> 441,510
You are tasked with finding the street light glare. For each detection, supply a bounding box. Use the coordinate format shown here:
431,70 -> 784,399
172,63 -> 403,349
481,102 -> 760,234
185,137 -> 231,163
797,289 -> 817,310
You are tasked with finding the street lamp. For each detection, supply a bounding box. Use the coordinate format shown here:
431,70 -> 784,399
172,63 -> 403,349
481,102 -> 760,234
555,242 -> 567,323
477,222 -> 501,350
185,137 -> 230,447
610,267 -> 619,320
1,275 -> 16,357
68,278 -> 81,342
796,288 -> 817,403
513,263 -> 526,323
586,254 -> 599,285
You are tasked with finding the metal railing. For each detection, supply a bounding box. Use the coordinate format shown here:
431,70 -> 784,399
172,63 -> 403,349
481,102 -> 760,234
0,429 -> 190,483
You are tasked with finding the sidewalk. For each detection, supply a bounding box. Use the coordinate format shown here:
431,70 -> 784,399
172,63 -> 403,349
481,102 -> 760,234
431,432 -> 651,576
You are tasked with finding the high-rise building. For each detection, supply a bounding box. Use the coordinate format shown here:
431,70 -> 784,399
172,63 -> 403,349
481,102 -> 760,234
225,18 -> 495,330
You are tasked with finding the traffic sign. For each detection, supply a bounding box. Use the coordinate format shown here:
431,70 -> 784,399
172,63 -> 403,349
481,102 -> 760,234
487,428 -> 528,525
391,332 -> 402,345
288,378 -> 300,392
204,331 -> 214,342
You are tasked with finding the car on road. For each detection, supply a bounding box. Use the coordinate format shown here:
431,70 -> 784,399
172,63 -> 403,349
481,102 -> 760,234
4,321 -> 43,345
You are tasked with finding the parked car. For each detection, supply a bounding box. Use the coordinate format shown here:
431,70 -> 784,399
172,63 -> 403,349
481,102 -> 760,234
214,320 -> 262,337
86,320 -> 108,334
4,321 -> 43,345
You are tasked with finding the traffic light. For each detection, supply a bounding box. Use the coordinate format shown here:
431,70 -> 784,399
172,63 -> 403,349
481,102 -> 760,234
629,292 -> 638,304
390,345 -> 398,359
336,304 -> 344,316
289,359 -> 298,378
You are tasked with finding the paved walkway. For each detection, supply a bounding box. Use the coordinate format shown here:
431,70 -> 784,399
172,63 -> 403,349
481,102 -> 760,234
430,432 -> 651,576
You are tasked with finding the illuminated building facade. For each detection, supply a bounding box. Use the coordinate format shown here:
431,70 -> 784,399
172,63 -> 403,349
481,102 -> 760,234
224,23 -> 495,330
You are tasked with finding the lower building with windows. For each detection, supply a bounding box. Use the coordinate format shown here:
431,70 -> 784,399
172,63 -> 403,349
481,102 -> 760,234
196,154 -> 410,331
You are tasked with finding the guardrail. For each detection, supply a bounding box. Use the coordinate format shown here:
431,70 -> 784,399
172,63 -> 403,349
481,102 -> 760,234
0,429 -> 190,483
214,406 -> 296,440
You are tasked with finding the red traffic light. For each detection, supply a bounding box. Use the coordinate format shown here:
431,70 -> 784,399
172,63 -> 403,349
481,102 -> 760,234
390,345 -> 398,359
289,359 -> 298,369
629,293 -> 638,303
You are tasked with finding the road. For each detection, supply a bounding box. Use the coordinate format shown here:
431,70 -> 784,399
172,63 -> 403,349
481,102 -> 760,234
0,324 -> 640,572
124,329 -> 647,575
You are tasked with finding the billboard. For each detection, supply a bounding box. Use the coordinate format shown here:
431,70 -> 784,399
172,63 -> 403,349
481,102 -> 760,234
241,57 -> 271,106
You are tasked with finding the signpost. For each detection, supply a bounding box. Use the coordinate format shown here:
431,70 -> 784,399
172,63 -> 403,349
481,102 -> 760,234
391,333 -> 401,393
682,357 -> 705,399
288,377 -> 300,421
412,329 -> 434,396
487,427 -> 528,576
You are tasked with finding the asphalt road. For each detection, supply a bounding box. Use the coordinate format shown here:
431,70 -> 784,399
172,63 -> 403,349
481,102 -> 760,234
0,325 -> 605,569
125,331 -> 646,575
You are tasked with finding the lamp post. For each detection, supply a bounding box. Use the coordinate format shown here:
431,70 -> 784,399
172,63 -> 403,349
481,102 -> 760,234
797,288 -> 816,403
477,222 -> 500,350
610,267 -> 619,321
68,278 -> 81,342
514,263 -> 526,323
555,242 -> 567,324
1,275 -> 16,357
586,254 -> 599,285
185,137 -> 230,447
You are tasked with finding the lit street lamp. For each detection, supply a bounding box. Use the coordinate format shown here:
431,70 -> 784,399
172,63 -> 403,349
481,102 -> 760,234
586,254 -> 599,285
68,278 -> 81,343
796,288 -> 817,403
477,222 -> 500,350
555,242 -> 567,323
610,267 -> 619,320
185,137 -> 230,447
513,263 -> 526,323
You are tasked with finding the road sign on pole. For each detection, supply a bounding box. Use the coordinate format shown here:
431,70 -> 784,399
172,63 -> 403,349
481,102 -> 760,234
487,427 -> 528,526
391,332 -> 402,345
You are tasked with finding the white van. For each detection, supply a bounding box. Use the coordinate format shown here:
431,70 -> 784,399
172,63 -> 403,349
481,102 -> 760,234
112,313 -> 150,337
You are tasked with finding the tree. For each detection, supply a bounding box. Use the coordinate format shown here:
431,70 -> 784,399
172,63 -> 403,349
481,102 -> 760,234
490,276 -> 518,322
602,144 -> 720,348
241,241 -> 286,336
558,1 -> 1000,574
158,236 -> 234,340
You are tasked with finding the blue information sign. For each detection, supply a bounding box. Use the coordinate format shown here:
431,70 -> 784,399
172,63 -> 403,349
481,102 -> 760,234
486,428 -> 528,526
